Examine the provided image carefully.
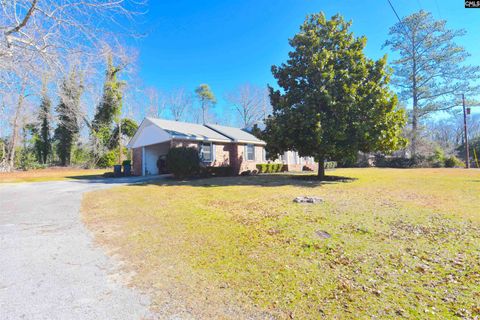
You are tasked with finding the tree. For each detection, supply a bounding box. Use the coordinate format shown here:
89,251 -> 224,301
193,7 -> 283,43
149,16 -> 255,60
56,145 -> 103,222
92,56 -> 124,131
226,84 -> 270,128
54,70 -> 83,166
195,84 -> 216,123
36,85 -> 52,164
169,88 -> 192,121
263,13 -> 407,178
0,1 -> 145,171
384,10 -> 480,157
109,118 -> 138,149
91,55 -> 125,164
145,86 -> 167,118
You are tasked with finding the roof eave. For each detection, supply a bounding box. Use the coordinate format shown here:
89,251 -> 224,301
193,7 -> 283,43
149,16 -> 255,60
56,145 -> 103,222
171,135 -> 231,143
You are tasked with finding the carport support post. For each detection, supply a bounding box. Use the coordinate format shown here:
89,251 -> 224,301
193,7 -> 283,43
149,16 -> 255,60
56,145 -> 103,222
142,146 -> 146,176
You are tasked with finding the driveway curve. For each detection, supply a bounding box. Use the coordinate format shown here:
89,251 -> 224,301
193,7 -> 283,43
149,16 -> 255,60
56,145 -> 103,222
0,176 -> 164,320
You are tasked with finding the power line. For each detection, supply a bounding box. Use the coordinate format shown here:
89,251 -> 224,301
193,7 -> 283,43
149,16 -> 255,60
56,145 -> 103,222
434,0 -> 443,19
386,0 -> 410,35
386,0 -> 404,24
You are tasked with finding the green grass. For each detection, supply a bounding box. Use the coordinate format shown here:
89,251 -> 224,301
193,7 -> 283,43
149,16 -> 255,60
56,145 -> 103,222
82,168 -> 480,319
0,168 -> 106,183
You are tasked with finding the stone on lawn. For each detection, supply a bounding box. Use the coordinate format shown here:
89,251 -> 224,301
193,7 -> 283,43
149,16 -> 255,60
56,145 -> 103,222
315,230 -> 331,239
293,196 -> 323,204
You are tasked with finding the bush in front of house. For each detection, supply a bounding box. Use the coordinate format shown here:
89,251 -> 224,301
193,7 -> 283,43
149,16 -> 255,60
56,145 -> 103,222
324,161 -> 337,169
256,163 -> 285,173
256,163 -> 268,173
444,155 -> 465,168
166,147 -> 201,179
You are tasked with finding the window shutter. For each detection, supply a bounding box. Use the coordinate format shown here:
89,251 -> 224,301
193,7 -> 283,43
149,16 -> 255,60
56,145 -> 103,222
244,145 -> 247,160
212,143 -> 216,163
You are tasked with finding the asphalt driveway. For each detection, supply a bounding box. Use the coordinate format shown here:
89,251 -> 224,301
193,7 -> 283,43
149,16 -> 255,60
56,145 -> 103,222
0,176 -> 165,320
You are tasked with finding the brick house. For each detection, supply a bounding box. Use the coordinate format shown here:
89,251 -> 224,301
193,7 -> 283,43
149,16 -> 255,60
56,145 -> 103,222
127,117 -> 267,176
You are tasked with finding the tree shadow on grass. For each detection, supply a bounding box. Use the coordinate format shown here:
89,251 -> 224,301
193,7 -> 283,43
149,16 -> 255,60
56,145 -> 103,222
66,174 -> 105,180
134,173 -> 358,189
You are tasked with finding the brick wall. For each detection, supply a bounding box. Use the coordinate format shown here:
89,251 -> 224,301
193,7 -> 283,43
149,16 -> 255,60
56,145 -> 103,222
230,144 -> 265,174
171,140 -> 231,167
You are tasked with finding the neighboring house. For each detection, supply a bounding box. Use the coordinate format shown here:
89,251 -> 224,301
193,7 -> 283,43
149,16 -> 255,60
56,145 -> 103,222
279,151 -> 317,171
127,117 -> 267,176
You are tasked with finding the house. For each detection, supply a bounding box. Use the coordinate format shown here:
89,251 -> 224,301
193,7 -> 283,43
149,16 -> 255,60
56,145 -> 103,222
127,117 -> 267,176
279,151 -> 317,171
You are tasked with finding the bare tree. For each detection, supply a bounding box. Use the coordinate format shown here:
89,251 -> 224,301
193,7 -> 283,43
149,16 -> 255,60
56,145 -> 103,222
226,83 -> 270,128
169,88 -> 191,121
0,0 -> 146,170
144,86 -> 167,118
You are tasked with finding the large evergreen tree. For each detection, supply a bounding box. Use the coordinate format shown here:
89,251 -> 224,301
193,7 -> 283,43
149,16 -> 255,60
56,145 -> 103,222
384,10 -> 480,157
54,70 -> 83,166
35,87 -> 52,164
264,13 -> 406,178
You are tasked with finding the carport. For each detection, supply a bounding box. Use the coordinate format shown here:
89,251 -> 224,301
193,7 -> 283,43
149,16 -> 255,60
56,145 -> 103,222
127,119 -> 173,176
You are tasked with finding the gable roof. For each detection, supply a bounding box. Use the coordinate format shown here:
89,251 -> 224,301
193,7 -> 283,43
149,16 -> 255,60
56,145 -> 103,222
147,117 -> 232,143
205,123 -> 266,145
128,117 -> 267,148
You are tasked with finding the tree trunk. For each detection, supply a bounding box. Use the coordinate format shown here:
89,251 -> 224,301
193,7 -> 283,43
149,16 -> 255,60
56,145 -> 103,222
6,82 -> 27,170
411,108 -> 418,158
317,158 -> 325,179
118,118 -> 122,164
411,35 -> 418,158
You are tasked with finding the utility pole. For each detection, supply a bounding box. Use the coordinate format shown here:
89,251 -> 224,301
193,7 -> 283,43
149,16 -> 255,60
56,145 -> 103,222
462,93 -> 470,169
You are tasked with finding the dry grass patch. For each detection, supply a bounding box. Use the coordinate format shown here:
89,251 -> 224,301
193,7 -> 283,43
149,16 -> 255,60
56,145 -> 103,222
0,167 -> 105,183
82,168 -> 480,319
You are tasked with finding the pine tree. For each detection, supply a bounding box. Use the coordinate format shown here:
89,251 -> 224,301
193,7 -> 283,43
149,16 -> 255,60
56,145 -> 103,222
384,10 -> 480,157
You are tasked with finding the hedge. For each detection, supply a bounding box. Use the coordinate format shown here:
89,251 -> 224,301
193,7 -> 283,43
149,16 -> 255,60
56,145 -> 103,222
324,161 -> 337,169
256,163 -> 285,173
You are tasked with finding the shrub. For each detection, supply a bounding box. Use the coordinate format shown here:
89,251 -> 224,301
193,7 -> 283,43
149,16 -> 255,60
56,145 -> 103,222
256,163 -> 268,173
166,147 -> 201,179
324,161 -> 337,169
97,150 -> 117,168
256,163 -> 286,173
374,154 -> 414,168
444,155 -> 465,168
429,147 -> 445,167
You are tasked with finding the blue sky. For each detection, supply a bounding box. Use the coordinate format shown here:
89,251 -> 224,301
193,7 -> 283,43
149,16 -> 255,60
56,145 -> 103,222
132,0 -> 479,117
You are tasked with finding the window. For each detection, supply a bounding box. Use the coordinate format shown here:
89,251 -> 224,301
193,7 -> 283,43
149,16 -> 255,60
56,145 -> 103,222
200,142 -> 213,162
246,144 -> 255,161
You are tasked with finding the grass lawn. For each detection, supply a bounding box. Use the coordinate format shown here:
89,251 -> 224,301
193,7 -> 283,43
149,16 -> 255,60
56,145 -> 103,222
0,167 -> 106,183
81,168 -> 480,319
